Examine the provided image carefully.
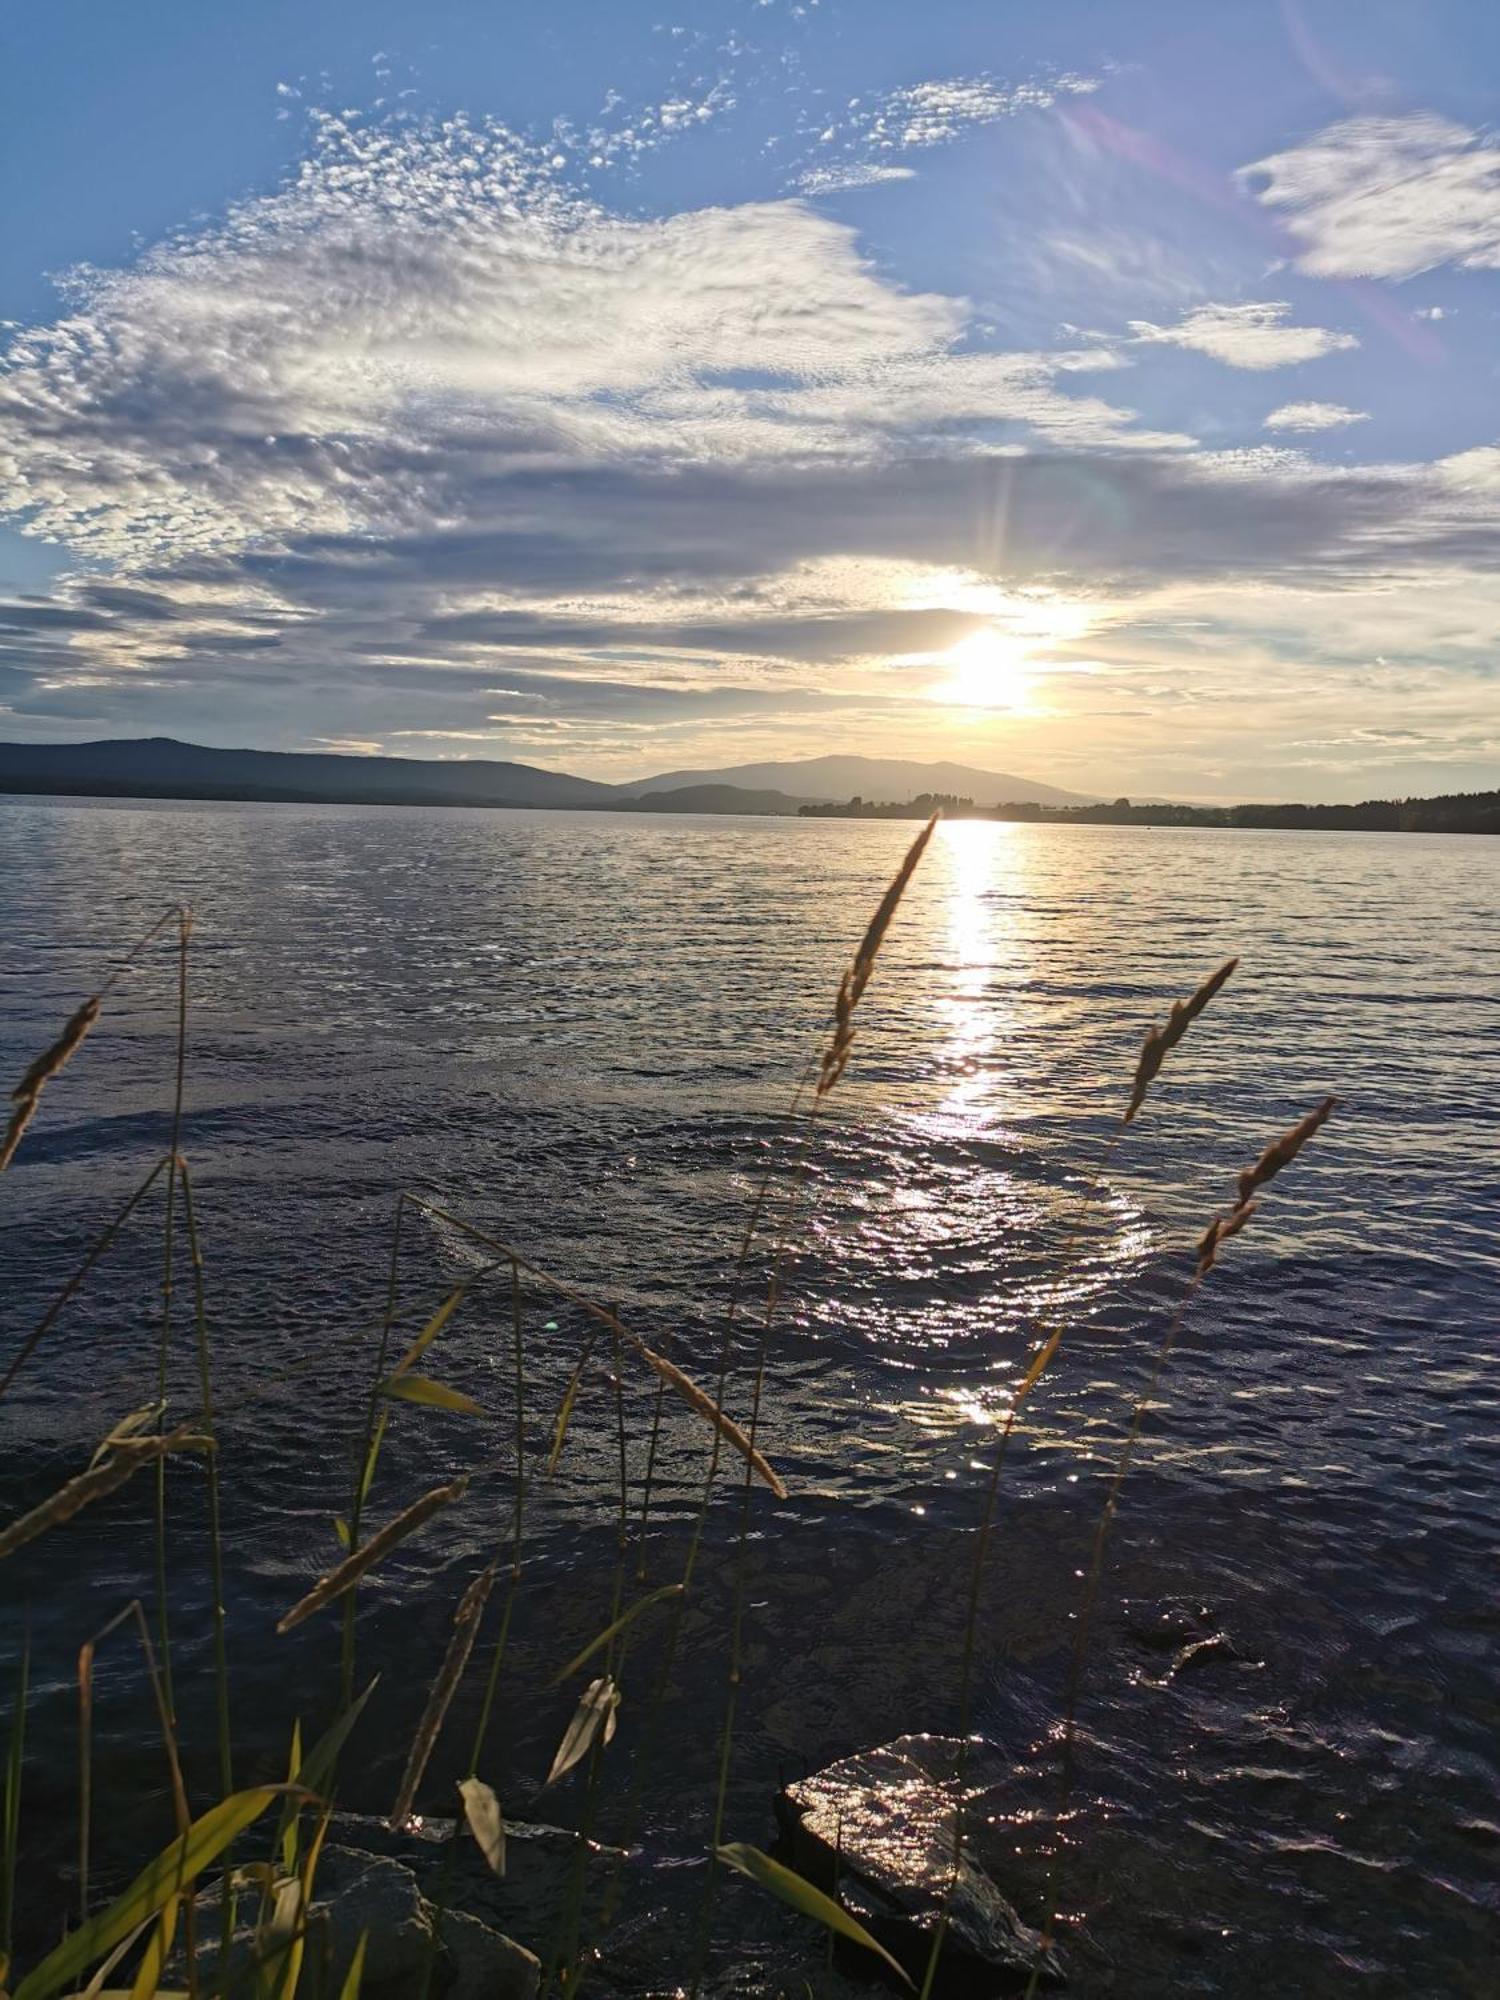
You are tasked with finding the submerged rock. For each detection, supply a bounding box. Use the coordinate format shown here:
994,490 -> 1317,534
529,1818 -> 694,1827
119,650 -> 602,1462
184,1842 -> 539,2000
777,1735 -> 1063,1990
329,1808 -> 622,1954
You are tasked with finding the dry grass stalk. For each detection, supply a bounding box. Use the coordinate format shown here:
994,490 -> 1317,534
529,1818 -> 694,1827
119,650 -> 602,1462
818,813 -> 938,1096
0,996 -> 101,1172
635,1341 -> 788,1501
1123,957 -> 1238,1124
0,1429 -> 210,1563
276,1478 -> 469,1634
1195,1200 -> 1258,1277
1,905 -> 183,1175
1235,1093 -> 1338,1206
404,1199 -> 789,1498
388,1561 -> 496,1827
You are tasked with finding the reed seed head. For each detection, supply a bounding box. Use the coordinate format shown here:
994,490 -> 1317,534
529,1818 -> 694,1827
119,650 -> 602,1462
1123,957 -> 1238,1124
818,813 -> 937,1097
1,995 -> 103,1172
1236,1094 -> 1339,1208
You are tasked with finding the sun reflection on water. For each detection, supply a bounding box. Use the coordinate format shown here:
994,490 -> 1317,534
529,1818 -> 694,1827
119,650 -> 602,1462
931,817 -> 1026,1135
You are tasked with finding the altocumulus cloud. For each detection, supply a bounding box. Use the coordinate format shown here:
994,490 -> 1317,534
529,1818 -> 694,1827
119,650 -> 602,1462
2,105 -> 1500,778
1128,301 -> 1359,369
1243,113 -> 1500,280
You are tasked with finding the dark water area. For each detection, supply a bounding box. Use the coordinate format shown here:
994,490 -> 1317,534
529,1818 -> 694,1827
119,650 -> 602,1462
0,797 -> 1497,1995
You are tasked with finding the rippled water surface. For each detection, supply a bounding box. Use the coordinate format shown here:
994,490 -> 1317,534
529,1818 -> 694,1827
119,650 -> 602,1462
1,798 -> 1497,1995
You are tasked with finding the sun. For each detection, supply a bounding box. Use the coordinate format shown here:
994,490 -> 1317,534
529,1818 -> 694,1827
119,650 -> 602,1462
939,627 -> 1032,710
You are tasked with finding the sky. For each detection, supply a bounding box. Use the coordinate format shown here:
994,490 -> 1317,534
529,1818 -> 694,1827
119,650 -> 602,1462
2,0 -> 1498,802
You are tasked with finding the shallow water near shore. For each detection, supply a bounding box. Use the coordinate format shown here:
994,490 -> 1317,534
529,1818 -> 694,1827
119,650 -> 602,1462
1,797 -> 1497,1995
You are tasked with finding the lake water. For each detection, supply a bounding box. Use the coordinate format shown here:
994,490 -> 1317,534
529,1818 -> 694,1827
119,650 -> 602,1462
1,797 -> 1497,1995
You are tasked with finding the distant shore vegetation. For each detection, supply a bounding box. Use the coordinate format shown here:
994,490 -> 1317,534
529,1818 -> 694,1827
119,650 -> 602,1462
798,789 -> 1500,834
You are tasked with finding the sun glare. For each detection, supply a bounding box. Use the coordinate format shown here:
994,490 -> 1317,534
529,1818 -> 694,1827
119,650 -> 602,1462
940,627 -> 1032,710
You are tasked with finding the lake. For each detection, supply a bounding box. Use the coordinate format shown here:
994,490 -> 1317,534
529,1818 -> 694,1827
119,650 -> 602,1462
1,797 -> 1497,1995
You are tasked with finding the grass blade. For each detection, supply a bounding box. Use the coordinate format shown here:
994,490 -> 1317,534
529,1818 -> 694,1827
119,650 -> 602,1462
12,1787 -> 282,2000
378,1375 -> 482,1417
458,1778 -> 505,1877
544,1678 -> 619,1788
2,1629 -> 28,1970
337,1932 -> 368,2000
389,1286 -> 470,1379
548,1585 -> 683,1686
714,1843 -> 914,1990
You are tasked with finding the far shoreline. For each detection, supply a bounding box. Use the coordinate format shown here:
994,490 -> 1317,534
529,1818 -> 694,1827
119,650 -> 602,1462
3,778 -> 1496,835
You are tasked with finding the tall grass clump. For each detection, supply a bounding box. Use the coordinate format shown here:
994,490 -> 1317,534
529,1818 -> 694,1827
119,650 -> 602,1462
0,827 -> 1343,1999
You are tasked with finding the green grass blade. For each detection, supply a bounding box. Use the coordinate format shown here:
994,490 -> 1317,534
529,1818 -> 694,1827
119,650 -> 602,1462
13,1786 -> 282,2000
389,1287 -> 468,1379
270,1678 -> 377,1875
713,1843 -> 914,1991
457,1778 -> 505,1877
337,1932 -> 368,2000
545,1341 -> 593,1480
3,1628 -> 29,1967
378,1375 -> 482,1417
548,1585 -> 683,1686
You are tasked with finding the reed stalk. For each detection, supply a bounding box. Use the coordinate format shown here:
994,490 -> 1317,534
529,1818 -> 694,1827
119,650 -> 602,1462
154,908 -> 193,1721
2,1627 -> 27,1978
0,1155 -> 169,1404
340,1193 -> 407,1710
1019,1096 -> 1339,1997
919,956 -> 1241,1998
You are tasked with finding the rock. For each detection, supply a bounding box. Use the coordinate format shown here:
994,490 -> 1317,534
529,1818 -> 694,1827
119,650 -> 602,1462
1167,1632 -> 1244,1678
328,1810 -> 623,1955
433,1905 -> 540,2000
777,1735 -> 1063,1989
292,1846 -> 437,1998
184,1842 -> 540,2000
1124,1600 -> 1216,1652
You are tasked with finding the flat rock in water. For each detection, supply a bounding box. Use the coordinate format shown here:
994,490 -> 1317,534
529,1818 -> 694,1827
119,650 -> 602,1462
330,1809 -> 621,1953
778,1735 -> 1062,1990
184,1844 -> 539,2000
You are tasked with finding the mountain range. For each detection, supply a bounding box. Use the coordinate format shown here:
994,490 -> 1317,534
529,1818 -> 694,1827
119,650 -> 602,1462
0,739 -> 1094,813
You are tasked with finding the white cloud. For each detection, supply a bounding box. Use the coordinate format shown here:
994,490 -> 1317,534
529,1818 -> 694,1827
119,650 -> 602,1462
795,162 -> 917,195
1241,113 -> 1500,279
0,109 -> 1183,571
1263,401 -> 1369,433
794,70 -> 1098,192
4,105 -> 1500,796
862,73 -> 1098,150
1129,301 -> 1359,369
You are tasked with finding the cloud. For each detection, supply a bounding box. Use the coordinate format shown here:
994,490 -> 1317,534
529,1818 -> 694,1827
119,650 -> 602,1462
794,69 -> 1098,192
1241,114 -> 1500,279
795,162 -> 917,196
1263,401 -> 1369,433
2,105 -> 1499,796
1129,301 -> 1358,369
857,74 -> 1099,151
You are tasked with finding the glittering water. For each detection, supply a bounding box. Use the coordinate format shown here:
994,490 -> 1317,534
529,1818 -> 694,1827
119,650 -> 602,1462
1,798 -> 1497,1994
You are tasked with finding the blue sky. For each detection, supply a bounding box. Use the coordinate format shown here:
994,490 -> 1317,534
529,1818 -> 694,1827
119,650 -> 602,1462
2,0 -> 1498,799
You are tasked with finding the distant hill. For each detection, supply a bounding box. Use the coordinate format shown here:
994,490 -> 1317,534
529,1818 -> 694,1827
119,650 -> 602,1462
0,736 -> 614,809
613,783 -> 806,815
0,738 -> 1089,814
617,755 -> 1094,807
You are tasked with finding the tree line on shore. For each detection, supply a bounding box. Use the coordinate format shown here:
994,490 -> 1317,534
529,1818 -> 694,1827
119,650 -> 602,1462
799,788 -> 1500,834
